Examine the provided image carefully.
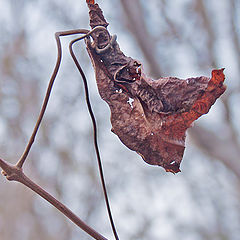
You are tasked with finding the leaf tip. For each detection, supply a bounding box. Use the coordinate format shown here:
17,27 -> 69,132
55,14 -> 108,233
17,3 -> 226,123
164,162 -> 181,174
86,0 -> 95,4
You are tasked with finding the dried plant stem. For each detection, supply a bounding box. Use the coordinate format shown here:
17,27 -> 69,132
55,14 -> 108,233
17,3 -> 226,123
16,29 -> 89,169
0,29 -> 114,240
0,158 -> 108,240
69,37 -> 119,240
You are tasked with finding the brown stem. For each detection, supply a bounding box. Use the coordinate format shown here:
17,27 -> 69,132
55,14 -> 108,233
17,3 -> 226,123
16,29 -> 89,169
0,158 -> 108,240
69,36 -> 120,240
5,28 -> 114,239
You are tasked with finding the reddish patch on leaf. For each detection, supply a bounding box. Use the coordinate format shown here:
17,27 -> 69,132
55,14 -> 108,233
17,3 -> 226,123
86,3 -> 226,173
86,0 -> 95,4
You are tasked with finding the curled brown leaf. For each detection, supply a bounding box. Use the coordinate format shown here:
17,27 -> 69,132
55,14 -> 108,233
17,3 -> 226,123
86,3 -> 226,173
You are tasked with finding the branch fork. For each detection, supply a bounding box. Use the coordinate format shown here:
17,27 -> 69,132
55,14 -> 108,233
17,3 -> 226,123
0,19 -> 116,240
0,157 -> 108,240
0,158 -> 23,182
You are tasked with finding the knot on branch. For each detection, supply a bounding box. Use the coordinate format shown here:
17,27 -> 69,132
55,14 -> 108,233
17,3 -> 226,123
0,158 -> 23,181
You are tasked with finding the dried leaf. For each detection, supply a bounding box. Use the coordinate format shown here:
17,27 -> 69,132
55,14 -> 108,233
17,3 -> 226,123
86,3 -> 226,173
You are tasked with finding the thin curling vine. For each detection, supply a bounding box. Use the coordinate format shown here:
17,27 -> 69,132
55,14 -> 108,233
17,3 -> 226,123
0,17 -> 117,240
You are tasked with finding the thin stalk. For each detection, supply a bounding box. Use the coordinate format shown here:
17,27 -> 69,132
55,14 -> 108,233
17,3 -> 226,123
16,29 -> 89,169
69,37 -> 120,240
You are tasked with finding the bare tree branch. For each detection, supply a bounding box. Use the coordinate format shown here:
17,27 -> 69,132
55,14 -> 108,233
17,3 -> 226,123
0,158 -> 108,240
0,27 -> 114,240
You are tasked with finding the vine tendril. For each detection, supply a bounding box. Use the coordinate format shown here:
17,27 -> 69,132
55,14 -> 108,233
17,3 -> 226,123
69,30 -> 120,240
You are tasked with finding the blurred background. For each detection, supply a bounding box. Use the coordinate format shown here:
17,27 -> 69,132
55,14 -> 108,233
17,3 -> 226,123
0,0 -> 239,239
